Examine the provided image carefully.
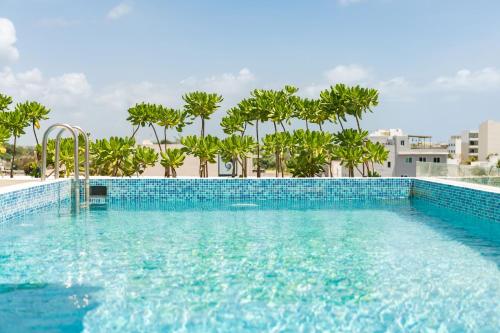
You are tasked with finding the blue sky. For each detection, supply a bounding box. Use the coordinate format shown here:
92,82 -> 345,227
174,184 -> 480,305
1,0 -> 499,144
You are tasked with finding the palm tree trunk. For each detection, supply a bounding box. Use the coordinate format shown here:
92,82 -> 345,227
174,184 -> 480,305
10,136 -> 16,178
280,121 -> 286,132
338,119 -> 345,131
131,125 -> 140,139
150,124 -> 163,153
232,159 -> 236,178
280,154 -> 284,177
305,120 -> 309,130
201,118 -> 205,138
355,116 -> 361,132
256,120 -> 261,178
273,122 -> 279,177
319,123 -> 323,132
172,167 -> 177,178
32,123 -> 40,162
163,128 -> 168,152
32,123 -> 39,146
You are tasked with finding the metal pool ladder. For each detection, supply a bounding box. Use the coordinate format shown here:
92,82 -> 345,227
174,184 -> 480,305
40,123 -> 90,211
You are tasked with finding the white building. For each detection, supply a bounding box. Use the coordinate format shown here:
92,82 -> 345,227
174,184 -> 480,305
461,130 -> 479,162
479,120 -> 500,161
447,135 -> 462,162
451,120 -> 499,163
366,129 -> 448,177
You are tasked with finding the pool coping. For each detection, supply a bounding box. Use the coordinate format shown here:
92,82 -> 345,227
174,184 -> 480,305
418,177 -> 500,194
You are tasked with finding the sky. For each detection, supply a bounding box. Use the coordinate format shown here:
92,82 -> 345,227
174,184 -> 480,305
0,0 -> 499,144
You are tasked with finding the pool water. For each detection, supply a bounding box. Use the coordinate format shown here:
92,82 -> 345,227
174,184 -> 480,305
1,199 -> 499,332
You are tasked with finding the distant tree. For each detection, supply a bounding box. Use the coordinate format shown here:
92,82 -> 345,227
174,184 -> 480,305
181,135 -> 219,177
15,101 -> 50,146
160,148 -> 186,178
183,92 -> 223,138
0,108 -> 29,178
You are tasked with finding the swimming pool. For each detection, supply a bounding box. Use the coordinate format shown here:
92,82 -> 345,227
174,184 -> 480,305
1,188 -> 499,332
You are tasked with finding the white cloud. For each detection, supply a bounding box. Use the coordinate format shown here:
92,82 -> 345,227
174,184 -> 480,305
180,68 -> 256,95
0,67 -> 91,109
324,64 -> 369,84
432,68 -> 500,92
107,3 -> 133,20
0,18 -> 19,64
97,81 -> 176,112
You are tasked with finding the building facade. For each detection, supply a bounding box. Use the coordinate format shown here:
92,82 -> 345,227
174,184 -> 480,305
478,120 -> 500,161
461,130 -> 479,162
367,129 -> 448,177
447,135 -> 462,161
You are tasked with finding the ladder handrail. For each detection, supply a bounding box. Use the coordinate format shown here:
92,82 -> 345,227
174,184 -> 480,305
71,126 -> 90,206
41,123 -> 79,182
41,123 -> 90,209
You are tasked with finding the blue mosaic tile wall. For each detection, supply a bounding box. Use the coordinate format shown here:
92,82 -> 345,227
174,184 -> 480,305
0,180 -> 71,223
83,178 -> 413,202
1,178 -> 498,223
413,179 -> 500,222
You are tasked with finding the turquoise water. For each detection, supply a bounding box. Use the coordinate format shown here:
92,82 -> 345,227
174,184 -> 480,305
1,199 -> 500,332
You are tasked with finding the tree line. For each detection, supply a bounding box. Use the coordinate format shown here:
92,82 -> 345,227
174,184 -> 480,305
0,83 -> 389,178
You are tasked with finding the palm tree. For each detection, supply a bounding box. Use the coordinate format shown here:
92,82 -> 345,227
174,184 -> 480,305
132,146 -> 158,176
0,126 -> 10,154
219,135 -> 257,177
15,101 -> 50,146
319,84 -> 349,130
220,106 -> 247,136
262,132 -> 291,177
364,140 -> 389,177
156,107 -> 190,151
183,92 -> 223,138
0,109 -> 29,178
334,129 -> 368,177
287,130 -> 332,177
181,135 -> 219,177
160,148 -> 186,178
127,103 -> 163,152
344,85 -> 379,132
91,137 -> 136,176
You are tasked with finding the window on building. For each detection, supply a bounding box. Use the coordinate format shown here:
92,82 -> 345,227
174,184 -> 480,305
419,157 -> 427,162
387,161 -> 391,168
433,157 -> 441,163
405,157 -> 412,163
400,140 -> 405,146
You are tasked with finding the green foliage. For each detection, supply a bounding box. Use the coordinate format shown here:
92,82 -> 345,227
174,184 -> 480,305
0,126 -> 10,154
160,148 -> 186,177
218,135 -> 257,177
0,109 -> 29,138
91,137 -> 136,176
0,93 -> 12,112
181,135 -> 220,177
262,132 -> 291,177
183,92 -> 223,137
24,161 -> 41,177
287,130 -> 334,177
334,129 -> 368,177
15,101 -> 50,145
132,146 -> 158,176
364,140 -> 389,176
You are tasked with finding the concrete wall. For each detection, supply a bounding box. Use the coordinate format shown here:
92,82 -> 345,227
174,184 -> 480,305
141,143 -> 254,177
